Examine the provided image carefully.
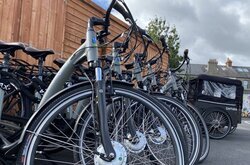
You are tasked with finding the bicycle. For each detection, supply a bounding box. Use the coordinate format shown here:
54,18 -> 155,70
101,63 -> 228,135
121,43 -> 202,165
160,49 -> 210,163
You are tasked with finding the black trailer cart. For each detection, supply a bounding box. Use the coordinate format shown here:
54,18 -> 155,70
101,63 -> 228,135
188,74 -> 244,139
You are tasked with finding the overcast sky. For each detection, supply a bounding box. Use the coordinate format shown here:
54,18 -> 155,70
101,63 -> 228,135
92,0 -> 250,67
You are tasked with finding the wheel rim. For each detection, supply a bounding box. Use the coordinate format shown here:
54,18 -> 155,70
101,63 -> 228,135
77,97 -> 178,164
205,111 -> 231,139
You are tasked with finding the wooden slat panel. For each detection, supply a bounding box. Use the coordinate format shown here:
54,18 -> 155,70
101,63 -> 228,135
17,0 -> 66,66
19,0 -> 33,43
63,0 -> 147,68
12,0 -> 22,41
53,0 -> 65,54
29,0 -> 42,47
0,0 -> 167,69
46,0 -> 57,48
0,0 -> 3,31
37,0 -> 49,48
0,0 -> 20,41
17,0 -> 33,61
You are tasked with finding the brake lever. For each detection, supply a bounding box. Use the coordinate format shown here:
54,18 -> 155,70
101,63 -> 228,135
96,30 -> 111,43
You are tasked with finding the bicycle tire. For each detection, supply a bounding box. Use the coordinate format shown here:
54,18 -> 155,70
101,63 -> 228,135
17,82 -> 187,165
0,78 -> 31,145
154,94 -> 202,165
187,103 -> 210,163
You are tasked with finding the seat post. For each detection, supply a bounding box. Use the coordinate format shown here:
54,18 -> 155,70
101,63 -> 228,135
38,57 -> 44,80
2,52 -> 11,72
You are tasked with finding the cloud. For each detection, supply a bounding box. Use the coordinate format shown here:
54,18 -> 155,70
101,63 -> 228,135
95,0 -> 250,66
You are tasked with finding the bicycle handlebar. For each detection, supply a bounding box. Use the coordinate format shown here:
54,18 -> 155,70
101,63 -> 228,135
170,49 -> 189,72
113,1 -> 131,21
113,1 -> 152,39
91,0 -> 128,39
159,35 -> 169,53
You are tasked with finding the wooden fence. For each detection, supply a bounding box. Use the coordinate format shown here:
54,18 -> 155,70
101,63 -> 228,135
0,0 -> 168,69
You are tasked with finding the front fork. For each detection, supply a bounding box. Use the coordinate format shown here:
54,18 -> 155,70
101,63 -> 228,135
94,67 -> 116,160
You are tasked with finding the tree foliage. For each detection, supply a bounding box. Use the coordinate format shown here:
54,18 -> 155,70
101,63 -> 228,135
146,17 -> 183,68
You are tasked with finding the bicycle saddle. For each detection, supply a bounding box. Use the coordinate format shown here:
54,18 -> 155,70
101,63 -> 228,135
0,40 -> 25,56
24,46 -> 54,60
122,70 -> 132,75
53,58 -> 65,68
124,62 -> 134,70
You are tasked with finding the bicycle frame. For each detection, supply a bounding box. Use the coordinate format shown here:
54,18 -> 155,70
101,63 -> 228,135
11,18 -> 118,160
161,71 -> 178,93
0,89 -> 4,120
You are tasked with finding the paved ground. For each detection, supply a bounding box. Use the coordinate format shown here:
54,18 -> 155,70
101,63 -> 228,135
202,118 -> 250,165
4,119 -> 249,165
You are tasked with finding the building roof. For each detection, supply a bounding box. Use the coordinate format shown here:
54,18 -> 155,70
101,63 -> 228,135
179,63 -> 250,79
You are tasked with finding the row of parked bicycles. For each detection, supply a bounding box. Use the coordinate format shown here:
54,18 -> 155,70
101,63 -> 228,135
1,0 -> 243,164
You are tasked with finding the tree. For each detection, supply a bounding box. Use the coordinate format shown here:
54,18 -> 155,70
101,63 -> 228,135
146,17 -> 183,68
146,17 -> 169,44
167,26 -> 183,69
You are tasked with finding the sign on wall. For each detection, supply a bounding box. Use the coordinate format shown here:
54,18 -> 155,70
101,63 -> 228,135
242,94 -> 250,117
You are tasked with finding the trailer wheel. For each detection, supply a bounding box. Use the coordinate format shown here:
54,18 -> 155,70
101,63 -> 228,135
204,111 -> 231,139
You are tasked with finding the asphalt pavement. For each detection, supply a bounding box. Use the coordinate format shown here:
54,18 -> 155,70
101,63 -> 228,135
5,119 -> 249,165
202,118 -> 250,165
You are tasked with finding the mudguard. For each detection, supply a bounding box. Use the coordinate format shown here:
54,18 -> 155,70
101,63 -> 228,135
8,80 -> 133,153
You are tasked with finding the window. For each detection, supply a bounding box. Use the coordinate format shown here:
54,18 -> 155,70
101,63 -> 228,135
236,68 -> 249,72
201,80 -> 236,99
243,68 -> 249,72
237,68 -> 243,72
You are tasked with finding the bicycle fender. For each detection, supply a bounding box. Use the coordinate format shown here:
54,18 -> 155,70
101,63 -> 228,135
13,80 -> 133,150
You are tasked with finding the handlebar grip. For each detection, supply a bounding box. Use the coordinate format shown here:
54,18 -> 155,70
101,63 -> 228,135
184,49 -> 189,60
113,1 -> 152,42
160,35 -> 168,49
113,1 -> 131,20
90,17 -> 106,26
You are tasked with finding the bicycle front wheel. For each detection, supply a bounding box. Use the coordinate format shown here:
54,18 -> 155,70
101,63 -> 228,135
154,94 -> 201,165
187,103 -> 210,163
17,83 -> 186,165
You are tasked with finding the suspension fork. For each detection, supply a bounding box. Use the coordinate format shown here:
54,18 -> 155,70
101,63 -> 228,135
112,47 -> 137,138
94,66 -> 116,160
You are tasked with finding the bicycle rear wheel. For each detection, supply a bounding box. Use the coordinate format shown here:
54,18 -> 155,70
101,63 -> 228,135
17,83 -> 187,165
0,80 -> 31,146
